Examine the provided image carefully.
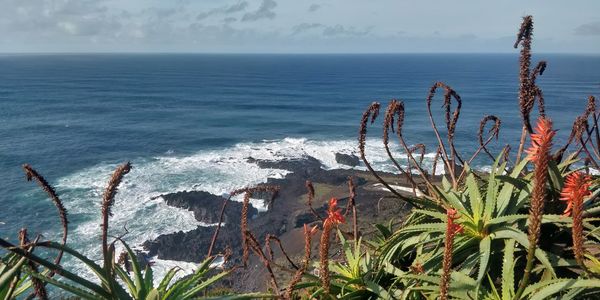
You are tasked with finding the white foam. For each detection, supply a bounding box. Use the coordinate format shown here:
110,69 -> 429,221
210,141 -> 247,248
53,137 -> 443,284
373,183 -> 426,197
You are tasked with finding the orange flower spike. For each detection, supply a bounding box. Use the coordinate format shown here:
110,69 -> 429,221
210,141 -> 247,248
525,117 -> 556,162
560,172 -> 592,217
326,198 -> 345,225
440,208 -> 463,300
446,208 -> 463,235
560,171 -> 593,268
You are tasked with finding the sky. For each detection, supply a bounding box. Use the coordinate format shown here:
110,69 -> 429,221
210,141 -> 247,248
0,0 -> 598,53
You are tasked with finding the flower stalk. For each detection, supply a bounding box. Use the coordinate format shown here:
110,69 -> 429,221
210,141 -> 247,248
319,198 -> 345,294
515,117 -> 555,300
560,172 -> 592,268
440,208 -> 463,300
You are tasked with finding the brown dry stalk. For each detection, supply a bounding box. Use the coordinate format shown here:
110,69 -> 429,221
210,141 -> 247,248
359,102 -> 420,202
407,143 -> 426,175
587,96 -> 600,153
207,188 -> 246,257
382,100 -> 421,193
477,115 -> 501,161
425,82 -> 463,187
431,146 -> 442,178
385,100 -> 435,197
555,115 -> 587,162
457,115 -> 502,182
101,162 -> 131,266
22,164 -> 68,268
514,15 -> 547,134
285,225 -> 317,299
319,220 -> 334,294
515,117 -> 554,300
343,177 -> 358,240
515,15 -> 535,133
241,191 -> 251,266
359,102 -> 410,201
238,186 -> 280,266
305,180 -> 324,222
265,234 -> 298,270
19,228 -> 48,300
502,144 -> 511,163
244,230 -> 279,293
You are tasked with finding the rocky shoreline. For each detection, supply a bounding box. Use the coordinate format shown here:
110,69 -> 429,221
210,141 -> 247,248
142,153 -> 420,292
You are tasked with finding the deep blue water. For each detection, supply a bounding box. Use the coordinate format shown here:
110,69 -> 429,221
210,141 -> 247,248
0,53 -> 598,276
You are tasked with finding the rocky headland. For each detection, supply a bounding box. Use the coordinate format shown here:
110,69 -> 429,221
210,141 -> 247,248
142,153 -> 422,292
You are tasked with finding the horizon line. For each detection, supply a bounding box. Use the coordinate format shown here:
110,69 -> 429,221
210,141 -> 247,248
0,51 -> 598,56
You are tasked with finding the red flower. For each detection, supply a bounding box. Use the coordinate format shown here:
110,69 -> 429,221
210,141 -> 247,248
326,198 -> 345,225
560,172 -> 592,217
525,117 -> 556,162
446,208 -> 463,235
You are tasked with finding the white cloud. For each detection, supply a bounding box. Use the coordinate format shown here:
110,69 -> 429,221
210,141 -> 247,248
0,0 -> 597,53
241,0 -> 277,22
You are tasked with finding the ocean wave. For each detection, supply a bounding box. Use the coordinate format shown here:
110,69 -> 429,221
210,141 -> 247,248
53,137 -> 445,284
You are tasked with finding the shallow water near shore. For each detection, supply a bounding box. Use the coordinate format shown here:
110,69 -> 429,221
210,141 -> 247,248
1,53 -> 599,281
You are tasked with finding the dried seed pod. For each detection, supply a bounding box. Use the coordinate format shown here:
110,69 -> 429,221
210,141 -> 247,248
22,164 -> 68,271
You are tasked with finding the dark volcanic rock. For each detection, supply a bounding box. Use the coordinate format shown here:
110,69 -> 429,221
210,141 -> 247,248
335,153 -> 360,167
162,190 -> 257,224
143,155 -> 416,292
256,156 -> 322,176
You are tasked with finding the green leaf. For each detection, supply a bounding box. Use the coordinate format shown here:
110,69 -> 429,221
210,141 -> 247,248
492,227 -> 556,277
162,256 -> 214,299
501,240 -> 515,300
144,265 -> 154,292
0,239 -> 111,298
529,279 -> 600,300
146,288 -> 160,300
202,293 -> 278,299
119,239 -> 146,299
115,266 -> 137,297
477,236 -> 491,284
157,267 -> 180,293
364,280 -> 393,299
496,158 -> 529,216
466,172 -> 483,223
26,270 -> 104,300
0,256 -> 26,292
180,269 -> 232,299
484,155 -> 505,221
548,160 -> 564,192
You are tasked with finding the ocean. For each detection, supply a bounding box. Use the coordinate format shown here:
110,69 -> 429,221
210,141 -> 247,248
0,53 -> 598,279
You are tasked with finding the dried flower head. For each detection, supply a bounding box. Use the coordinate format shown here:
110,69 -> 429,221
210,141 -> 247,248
587,95 -> 597,116
22,164 -> 68,274
358,102 -> 380,154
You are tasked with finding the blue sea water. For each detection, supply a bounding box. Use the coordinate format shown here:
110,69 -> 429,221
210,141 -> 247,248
0,53 -> 598,278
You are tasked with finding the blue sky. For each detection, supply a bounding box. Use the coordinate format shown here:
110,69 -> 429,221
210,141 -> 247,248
0,0 -> 598,53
